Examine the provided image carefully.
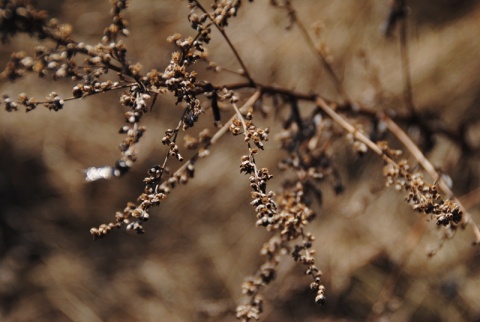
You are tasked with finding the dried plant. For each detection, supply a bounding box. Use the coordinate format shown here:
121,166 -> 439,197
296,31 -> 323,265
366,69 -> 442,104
1,0 -> 480,321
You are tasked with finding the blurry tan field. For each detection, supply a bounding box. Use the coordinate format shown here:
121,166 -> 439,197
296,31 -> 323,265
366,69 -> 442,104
1,1 -> 480,321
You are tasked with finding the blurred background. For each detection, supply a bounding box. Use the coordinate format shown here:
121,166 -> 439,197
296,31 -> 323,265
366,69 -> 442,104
1,0 -> 480,321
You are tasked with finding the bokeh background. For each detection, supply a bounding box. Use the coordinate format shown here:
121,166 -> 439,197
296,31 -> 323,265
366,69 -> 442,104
1,0 -> 480,321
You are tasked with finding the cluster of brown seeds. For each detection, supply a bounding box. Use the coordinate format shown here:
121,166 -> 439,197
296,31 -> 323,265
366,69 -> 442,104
378,142 -> 462,226
278,184 -> 325,304
3,91 -> 67,113
231,98 -> 327,321
72,81 -> 124,98
231,102 -> 284,321
16,92 -> 36,111
209,0 -> 253,27
162,37 -> 204,130
162,129 -> 184,162
383,160 -> 462,226
103,0 -> 129,42
236,236 -> 284,321
2,94 -> 18,112
90,158 -> 197,239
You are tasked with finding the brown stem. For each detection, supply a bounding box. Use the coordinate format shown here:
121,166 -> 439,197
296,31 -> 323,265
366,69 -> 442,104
193,0 -> 256,85
284,1 -> 349,104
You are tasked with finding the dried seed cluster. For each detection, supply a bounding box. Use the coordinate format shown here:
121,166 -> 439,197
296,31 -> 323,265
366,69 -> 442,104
233,104 -> 282,321
72,81 -> 123,98
237,180 -> 326,320
383,160 -> 462,226
233,100 -> 326,321
162,48 -> 202,130
90,159 -> 197,239
233,108 -> 276,226
230,106 -> 269,148
162,128 -> 184,161
210,0 -> 254,27
3,90 -> 67,113
2,94 -> 17,112
104,0 -> 129,42
378,141 -> 462,226
236,236 -> 284,321
187,0 -> 254,29
278,184 -> 325,304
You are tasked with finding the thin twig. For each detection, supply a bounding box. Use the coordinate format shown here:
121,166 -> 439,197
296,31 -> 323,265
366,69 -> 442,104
193,0 -> 256,85
316,98 -> 384,156
284,1 -> 349,104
